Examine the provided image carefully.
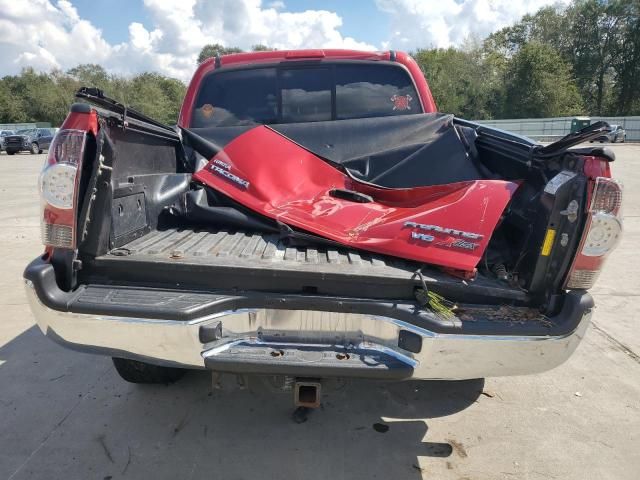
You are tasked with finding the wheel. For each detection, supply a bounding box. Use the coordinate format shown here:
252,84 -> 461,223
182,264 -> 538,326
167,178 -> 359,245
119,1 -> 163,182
30,142 -> 39,154
112,357 -> 186,384
7,151 -> 15,155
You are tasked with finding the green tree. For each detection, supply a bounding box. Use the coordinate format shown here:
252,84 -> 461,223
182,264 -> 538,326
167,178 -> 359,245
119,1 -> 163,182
67,64 -> 110,91
567,0 -> 626,115
0,78 -> 27,123
484,6 -> 570,58
197,44 -> 243,64
126,73 -> 186,124
6,68 -> 70,125
0,65 -> 186,126
483,1 -> 638,116
251,44 -> 274,51
414,47 -> 496,118
502,42 -> 584,118
610,1 -> 640,114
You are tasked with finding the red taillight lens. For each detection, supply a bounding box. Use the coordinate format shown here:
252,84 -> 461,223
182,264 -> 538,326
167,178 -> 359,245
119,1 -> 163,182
39,130 -> 87,249
566,176 -> 623,289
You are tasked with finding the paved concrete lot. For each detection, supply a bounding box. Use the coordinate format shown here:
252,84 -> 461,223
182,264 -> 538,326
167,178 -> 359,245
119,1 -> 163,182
1,147 -> 639,480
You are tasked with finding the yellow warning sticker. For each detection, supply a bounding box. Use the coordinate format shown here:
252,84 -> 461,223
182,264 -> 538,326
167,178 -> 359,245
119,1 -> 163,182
541,229 -> 556,256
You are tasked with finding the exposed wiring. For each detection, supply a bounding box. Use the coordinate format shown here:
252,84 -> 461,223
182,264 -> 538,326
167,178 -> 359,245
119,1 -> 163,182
413,267 -> 457,320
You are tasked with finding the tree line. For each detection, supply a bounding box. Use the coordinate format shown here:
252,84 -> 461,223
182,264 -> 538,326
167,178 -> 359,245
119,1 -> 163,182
0,65 -> 186,126
419,0 -> 640,119
0,0 -> 637,126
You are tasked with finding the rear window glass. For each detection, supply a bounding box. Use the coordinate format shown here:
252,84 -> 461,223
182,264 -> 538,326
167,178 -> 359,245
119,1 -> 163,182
281,67 -> 332,123
335,64 -> 418,119
193,68 -> 278,127
191,63 -> 420,127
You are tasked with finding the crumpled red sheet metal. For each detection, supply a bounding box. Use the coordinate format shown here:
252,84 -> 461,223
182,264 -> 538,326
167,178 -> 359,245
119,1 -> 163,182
193,125 -> 519,272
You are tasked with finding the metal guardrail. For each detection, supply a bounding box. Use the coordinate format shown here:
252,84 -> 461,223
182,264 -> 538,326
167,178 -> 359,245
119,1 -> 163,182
474,116 -> 640,142
0,122 -> 52,131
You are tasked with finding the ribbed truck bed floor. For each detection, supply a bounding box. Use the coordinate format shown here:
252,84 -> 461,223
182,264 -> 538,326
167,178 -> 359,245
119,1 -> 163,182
87,228 -> 526,302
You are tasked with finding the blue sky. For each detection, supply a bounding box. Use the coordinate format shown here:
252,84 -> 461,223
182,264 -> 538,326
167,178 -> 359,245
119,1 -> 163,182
73,0 -> 151,44
0,0 -> 568,81
72,0 -> 390,48
286,1 -> 390,45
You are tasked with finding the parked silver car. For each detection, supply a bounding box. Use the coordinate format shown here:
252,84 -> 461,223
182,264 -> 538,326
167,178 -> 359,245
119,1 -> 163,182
591,124 -> 626,143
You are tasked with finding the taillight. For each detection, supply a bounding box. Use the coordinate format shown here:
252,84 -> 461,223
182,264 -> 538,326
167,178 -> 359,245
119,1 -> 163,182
566,176 -> 623,289
589,177 -> 622,215
39,130 -> 87,249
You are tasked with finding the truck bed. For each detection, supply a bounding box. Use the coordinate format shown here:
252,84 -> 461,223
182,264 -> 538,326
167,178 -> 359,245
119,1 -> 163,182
85,228 -> 527,303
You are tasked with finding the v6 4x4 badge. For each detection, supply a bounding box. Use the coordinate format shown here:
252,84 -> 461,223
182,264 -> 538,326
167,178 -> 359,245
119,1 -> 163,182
405,221 -> 482,250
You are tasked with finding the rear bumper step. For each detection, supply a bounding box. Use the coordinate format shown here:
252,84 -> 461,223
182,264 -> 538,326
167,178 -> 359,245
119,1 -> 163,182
24,257 -> 594,380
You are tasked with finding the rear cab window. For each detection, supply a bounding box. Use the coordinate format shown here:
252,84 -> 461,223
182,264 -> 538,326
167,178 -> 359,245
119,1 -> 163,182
191,62 -> 422,128
335,64 -> 418,119
281,67 -> 333,123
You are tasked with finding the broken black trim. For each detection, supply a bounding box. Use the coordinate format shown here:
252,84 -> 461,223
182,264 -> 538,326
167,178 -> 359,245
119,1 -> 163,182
75,87 -> 180,142
568,146 -> 615,162
536,121 -> 611,158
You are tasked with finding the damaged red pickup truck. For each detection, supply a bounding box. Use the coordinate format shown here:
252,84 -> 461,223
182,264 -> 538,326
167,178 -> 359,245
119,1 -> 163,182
25,50 -> 622,405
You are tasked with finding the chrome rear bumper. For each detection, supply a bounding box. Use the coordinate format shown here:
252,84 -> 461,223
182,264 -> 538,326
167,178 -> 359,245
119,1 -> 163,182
25,279 -> 592,380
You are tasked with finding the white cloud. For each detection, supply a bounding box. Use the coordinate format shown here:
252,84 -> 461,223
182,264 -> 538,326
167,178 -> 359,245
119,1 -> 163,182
0,0 -> 570,83
0,0 -> 112,73
376,0 -> 570,50
0,0 -> 375,82
128,23 -> 162,52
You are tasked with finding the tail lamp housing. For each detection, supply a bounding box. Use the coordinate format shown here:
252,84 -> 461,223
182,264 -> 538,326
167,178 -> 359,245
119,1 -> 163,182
566,176 -> 623,289
39,129 -> 87,249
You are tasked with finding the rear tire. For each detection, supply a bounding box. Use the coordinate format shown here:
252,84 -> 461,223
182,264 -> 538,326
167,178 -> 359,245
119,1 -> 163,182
112,357 -> 186,384
30,142 -> 39,154
7,151 -> 15,155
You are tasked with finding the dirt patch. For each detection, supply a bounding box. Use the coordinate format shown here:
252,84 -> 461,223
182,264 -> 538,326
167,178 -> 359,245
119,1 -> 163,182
446,439 -> 468,458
